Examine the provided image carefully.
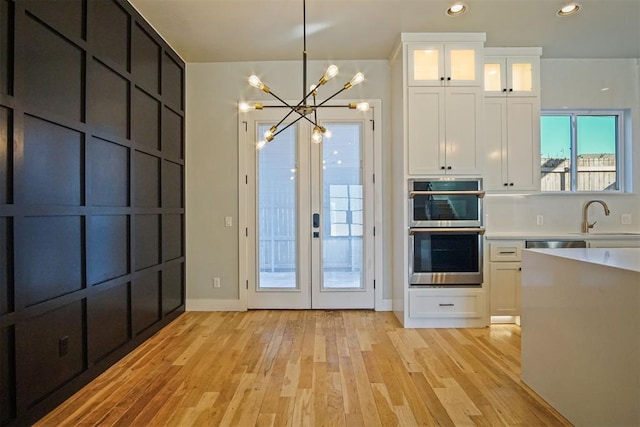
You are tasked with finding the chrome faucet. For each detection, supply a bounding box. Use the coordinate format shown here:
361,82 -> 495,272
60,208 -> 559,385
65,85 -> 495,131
581,200 -> 611,233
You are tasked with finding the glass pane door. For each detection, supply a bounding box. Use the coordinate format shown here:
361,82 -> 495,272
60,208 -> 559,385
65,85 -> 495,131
246,104 -> 375,310
321,123 -> 363,290
257,125 -> 297,289
311,113 -> 374,309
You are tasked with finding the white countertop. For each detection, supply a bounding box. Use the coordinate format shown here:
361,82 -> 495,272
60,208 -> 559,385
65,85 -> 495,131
524,247 -> 640,273
485,231 -> 640,240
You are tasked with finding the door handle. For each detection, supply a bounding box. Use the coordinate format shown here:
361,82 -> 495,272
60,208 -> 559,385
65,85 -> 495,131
313,213 -> 320,228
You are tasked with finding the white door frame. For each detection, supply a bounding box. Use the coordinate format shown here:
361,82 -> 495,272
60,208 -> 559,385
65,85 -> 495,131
238,99 -> 383,310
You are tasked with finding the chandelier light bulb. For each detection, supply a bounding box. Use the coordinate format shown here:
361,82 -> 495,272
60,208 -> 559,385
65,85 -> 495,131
248,75 -> 263,89
311,127 -> 323,144
320,64 -> 339,84
239,102 -> 263,113
324,129 -> 332,139
249,75 -> 270,93
256,139 -> 267,150
349,102 -> 370,112
345,72 -> 365,90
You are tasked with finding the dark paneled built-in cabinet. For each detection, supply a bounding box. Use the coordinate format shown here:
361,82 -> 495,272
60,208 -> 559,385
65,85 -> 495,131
0,1 -> 186,424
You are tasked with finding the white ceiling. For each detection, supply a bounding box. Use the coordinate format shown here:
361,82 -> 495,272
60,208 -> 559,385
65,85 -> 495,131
128,0 -> 640,63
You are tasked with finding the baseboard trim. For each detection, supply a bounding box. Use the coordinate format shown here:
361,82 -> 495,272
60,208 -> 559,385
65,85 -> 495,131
186,298 -> 247,311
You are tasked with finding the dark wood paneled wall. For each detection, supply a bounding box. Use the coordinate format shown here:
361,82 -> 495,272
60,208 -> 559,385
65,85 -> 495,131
0,1 -> 186,424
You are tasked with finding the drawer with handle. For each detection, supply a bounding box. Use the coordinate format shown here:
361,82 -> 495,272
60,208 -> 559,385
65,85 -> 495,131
409,289 -> 484,319
489,241 -> 523,262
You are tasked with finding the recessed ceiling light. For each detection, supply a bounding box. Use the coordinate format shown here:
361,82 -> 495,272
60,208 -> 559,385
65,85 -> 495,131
557,2 -> 580,16
446,2 -> 467,16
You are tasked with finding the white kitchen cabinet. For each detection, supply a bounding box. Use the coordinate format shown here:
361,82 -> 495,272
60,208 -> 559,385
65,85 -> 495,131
489,262 -> 521,316
488,241 -> 523,317
391,33 -> 488,328
484,97 -> 540,190
409,289 -> 485,320
483,48 -> 541,192
408,41 -> 484,87
408,86 -> 482,175
483,49 -> 541,97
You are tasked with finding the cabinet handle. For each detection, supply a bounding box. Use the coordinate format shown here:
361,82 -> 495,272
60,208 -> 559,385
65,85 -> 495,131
518,267 -> 522,271
447,77 -> 451,81
509,183 -> 514,186
502,88 -> 507,92
439,303 -> 455,307
440,77 -> 445,81
509,88 -> 513,92
503,183 -> 508,186
499,251 -> 516,255
447,166 -> 452,170
440,166 -> 446,170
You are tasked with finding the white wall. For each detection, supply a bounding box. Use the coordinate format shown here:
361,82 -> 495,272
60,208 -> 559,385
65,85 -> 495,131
186,57 -> 640,310
484,58 -> 640,234
186,60 -> 392,309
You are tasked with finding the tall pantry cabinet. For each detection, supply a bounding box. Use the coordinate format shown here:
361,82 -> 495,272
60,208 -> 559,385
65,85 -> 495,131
391,33 -> 488,328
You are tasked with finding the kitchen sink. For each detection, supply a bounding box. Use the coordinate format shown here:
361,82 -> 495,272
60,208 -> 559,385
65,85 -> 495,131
526,240 -> 587,249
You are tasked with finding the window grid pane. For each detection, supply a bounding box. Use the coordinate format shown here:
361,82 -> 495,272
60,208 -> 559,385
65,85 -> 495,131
541,115 -> 572,191
576,116 -> 618,191
541,112 -> 621,192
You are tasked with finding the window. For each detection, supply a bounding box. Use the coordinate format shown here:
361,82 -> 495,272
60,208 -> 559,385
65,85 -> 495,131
540,111 -> 623,192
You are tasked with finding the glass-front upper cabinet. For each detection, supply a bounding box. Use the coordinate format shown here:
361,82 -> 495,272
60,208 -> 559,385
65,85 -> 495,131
483,48 -> 541,97
408,42 -> 483,87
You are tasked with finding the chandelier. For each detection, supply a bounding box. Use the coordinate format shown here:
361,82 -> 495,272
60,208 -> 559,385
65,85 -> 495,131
239,0 -> 369,150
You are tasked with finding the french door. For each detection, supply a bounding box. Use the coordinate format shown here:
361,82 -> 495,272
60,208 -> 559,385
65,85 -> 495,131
243,105 -> 375,309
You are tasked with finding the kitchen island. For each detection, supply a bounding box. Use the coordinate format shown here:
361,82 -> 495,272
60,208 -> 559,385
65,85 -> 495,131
521,247 -> 640,427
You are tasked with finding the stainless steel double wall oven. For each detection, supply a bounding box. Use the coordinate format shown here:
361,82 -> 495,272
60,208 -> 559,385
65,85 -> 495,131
408,178 -> 485,286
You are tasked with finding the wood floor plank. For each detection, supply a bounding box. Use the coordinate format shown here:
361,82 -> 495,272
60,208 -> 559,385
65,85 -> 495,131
36,311 -> 571,427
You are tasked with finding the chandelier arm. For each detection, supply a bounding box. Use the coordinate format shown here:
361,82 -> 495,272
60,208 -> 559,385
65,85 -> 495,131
265,89 -> 298,111
265,90 -> 318,128
312,93 -> 319,126
314,86 -> 347,108
273,107 -> 298,130
272,114 -> 307,138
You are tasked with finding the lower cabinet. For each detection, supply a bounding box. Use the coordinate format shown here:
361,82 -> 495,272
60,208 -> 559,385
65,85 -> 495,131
406,288 -> 487,328
488,240 -> 523,318
489,262 -> 521,316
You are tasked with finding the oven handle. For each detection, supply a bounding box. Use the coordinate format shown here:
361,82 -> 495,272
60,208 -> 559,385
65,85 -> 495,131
409,190 -> 485,199
409,228 -> 486,235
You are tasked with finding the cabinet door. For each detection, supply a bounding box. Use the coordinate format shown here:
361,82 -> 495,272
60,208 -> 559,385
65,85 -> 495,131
444,87 -> 482,174
445,43 -> 483,86
484,98 -> 508,189
408,87 -> 445,174
408,42 -> 482,87
490,262 -> 521,316
506,97 -> 540,190
484,55 -> 539,97
484,97 -> 539,191
507,56 -> 539,97
408,43 -> 445,86
484,56 -> 507,97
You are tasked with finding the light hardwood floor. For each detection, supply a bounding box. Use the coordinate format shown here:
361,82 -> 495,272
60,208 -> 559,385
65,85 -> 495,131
37,311 -> 570,426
